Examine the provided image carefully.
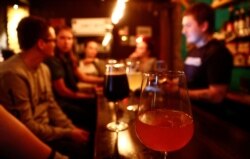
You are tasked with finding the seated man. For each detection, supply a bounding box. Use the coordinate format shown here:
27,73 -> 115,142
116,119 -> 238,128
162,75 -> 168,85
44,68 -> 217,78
44,26 -> 99,159
0,16 -> 90,159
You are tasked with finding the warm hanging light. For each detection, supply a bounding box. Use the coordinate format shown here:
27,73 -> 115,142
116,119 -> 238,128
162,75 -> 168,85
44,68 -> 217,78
13,4 -> 19,9
7,5 -> 29,53
135,36 -> 143,43
102,32 -> 112,46
111,0 -> 126,24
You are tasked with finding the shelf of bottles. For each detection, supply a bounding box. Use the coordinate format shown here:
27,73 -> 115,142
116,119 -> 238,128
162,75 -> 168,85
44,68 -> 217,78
223,6 -> 250,67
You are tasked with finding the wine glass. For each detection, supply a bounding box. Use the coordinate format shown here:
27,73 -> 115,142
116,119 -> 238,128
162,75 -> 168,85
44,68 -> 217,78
126,60 -> 142,111
135,71 -> 194,158
104,62 -> 130,132
154,60 -> 167,72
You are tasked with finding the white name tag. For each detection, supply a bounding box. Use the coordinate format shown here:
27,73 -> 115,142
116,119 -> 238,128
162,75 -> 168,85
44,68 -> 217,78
185,57 -> 202,66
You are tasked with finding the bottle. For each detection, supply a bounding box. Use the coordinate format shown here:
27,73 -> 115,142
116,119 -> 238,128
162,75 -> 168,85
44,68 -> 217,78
225,7 -> 235,39
233,52 -> 246,67
238,8 -> 246,37
234,9 -> 240,37
245,8 -> 250,36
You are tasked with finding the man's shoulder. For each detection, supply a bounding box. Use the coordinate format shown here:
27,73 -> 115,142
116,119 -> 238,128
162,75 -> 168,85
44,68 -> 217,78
0,55 -> 24,74
205,39 -> 231,57
40,62 -> 51,73
207,39 -> 229,52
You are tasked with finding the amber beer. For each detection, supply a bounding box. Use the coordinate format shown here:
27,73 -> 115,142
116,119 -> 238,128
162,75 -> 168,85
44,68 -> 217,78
135,109 -> 194,152
104,73 -> 129,101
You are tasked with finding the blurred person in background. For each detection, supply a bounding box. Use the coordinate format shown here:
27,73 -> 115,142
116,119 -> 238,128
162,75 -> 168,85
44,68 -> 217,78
0,16 -> 90,159
45,26 -> 97,159
182,3 -> 233,107
77,40 -> 104,90
79,40 -> 105,76
128,37 -> 157,73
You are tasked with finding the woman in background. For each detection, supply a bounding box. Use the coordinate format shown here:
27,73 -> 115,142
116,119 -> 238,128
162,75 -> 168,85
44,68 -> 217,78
129,37 -> 157,73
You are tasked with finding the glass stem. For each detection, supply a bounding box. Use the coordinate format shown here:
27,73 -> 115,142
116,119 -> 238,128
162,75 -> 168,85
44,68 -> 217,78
114,101 -> 119,125
130,91 -> 135,104
164,152 -> 168,159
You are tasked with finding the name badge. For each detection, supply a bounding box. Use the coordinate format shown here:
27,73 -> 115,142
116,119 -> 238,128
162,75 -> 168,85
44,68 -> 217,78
185,57 -> 202,66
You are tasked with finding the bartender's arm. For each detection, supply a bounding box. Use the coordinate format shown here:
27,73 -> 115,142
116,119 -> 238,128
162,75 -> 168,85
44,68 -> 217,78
188,84 -> 228,103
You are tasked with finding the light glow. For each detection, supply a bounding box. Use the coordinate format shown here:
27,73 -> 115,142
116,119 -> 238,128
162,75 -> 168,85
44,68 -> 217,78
7,6 -> 29,53
111,0 -> 126,24
102,32 -> 113,46
121,35 -> 128,41
135,36 -> 143,43
13,4 -> 19,9
118,130 -> 136,156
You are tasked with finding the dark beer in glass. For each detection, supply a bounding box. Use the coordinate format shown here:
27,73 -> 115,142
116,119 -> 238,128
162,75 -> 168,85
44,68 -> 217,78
103,63 -> 129,131
104,73 -> 129,101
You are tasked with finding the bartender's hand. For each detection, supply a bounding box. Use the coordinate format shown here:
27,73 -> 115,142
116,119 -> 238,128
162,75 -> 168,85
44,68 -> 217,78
70,128 -> 89,143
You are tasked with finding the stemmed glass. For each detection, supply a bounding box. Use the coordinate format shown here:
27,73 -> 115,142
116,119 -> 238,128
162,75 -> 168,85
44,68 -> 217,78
104,62 -> 130,132
135,71 -> 194,158
154,60 -> 167,72
126,60 -> 142,111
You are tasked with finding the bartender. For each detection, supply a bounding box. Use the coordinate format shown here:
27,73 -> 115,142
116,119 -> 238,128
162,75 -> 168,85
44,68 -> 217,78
182,2 -> 233,105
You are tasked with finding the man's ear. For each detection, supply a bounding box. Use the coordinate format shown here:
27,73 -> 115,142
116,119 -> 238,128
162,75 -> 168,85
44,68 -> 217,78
37,39 -> 45,50
201,21 -> 209,33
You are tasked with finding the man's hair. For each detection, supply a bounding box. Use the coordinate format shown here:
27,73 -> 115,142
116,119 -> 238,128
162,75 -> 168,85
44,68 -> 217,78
17,16 -> 50,50
55,26 -> 73,36
85,40 -> 98,47
183,2 -> 215,34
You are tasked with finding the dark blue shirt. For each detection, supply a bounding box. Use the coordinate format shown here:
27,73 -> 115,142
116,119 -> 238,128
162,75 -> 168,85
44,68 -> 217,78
184,39 -> 233,89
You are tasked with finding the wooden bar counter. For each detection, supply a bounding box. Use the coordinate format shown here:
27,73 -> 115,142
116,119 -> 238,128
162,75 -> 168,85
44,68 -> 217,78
94,94 -> 250,159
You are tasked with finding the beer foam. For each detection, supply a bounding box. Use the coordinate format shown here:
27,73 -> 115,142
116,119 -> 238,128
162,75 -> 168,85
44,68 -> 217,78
105,72 -> 126,75
105,63 -> 126,75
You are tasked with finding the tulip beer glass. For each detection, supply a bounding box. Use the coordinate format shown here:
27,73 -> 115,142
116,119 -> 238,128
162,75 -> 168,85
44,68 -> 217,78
135,71 -> 194,158
104,63 -> 130,132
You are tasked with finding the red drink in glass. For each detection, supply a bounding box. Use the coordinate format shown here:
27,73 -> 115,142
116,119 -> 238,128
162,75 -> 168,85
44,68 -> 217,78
135,109 -> 194,152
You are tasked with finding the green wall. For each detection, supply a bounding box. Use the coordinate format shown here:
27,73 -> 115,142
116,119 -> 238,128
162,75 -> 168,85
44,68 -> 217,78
214,1 -> 250,91
181,0 -> 250,91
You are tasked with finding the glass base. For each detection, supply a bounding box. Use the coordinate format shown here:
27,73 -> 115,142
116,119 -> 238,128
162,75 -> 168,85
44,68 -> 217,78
127,104 -> 138,111
106,121 -> 128,132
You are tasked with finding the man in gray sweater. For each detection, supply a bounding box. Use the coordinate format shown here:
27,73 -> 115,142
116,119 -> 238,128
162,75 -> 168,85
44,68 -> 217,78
0,16 -> 91,159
